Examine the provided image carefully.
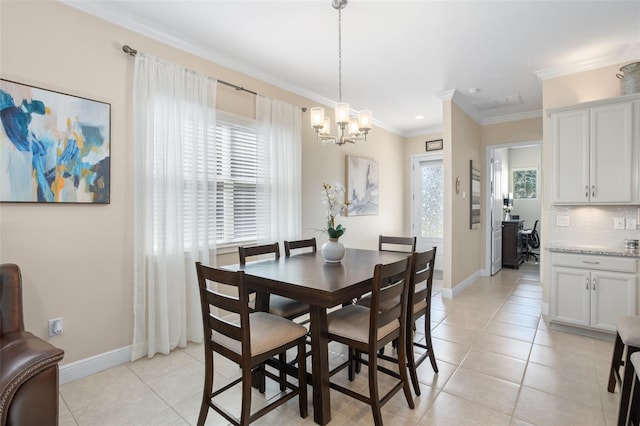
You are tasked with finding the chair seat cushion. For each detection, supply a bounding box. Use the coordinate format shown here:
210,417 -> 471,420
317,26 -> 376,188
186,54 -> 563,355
212,312 -> 307,356
631,352 -> 640,372
358,294 -> 427,315
327,304 -> 399,343
269,295 -> 309,319
617,315 -> 640,347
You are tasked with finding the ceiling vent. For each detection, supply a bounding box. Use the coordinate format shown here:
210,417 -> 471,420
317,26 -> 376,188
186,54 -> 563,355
473,94 -> 523,111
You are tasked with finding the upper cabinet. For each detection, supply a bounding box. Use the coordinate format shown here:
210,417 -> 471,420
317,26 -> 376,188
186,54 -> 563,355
551,96 -> 638,205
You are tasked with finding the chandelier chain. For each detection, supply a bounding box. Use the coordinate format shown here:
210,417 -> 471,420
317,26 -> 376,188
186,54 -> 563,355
338,7 -> 342,103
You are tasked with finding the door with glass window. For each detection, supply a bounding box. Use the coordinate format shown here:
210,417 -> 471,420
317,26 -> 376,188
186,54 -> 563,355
412,155 -> 444,271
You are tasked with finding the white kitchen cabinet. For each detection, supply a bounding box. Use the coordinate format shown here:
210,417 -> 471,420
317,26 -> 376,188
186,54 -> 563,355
551,99 -> 634,204
550,253 -> 637,333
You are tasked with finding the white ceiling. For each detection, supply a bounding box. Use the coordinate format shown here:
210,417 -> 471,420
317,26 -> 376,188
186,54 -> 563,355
65,0 -> 640,136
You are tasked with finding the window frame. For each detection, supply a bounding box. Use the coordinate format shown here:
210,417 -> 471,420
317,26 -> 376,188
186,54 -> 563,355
511,167 -> 538,200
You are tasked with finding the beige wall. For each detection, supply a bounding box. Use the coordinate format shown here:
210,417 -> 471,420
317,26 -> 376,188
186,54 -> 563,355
0,1 -> 405,364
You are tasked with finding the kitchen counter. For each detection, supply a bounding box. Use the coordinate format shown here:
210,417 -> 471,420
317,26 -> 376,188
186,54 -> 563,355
548,245 -> 640,258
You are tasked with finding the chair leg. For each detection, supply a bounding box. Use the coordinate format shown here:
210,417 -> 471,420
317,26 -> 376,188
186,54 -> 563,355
368,349 -> 383,426
397,332 -> 415,410
406,328 -> 421,396
197,351 -> 214,426
278,353 -> 287,391
241,362 -> 253,426
618,346 -> 640,426
348,347 -> 356,381
297,339 -> 308,418
424,325 -> 439,374
609,333 -> 625,393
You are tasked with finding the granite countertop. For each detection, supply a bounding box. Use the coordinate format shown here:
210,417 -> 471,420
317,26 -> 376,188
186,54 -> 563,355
547,245 -> 640,258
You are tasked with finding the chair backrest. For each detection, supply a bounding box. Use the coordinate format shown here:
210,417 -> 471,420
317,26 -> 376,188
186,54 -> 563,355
195,262 -> 251,363
238,243 -> 280,265
368,256 -> 413,345
0,263 -> 24,335
409,248 -> 437,317
284,238 -> 317,257
378,235 -> 417,253
530,220 -> 540,249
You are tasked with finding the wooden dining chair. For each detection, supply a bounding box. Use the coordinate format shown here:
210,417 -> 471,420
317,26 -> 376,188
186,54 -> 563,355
239,243 -> 310,389
194,262 -> 307,426
284,237 -> 317,257
326,255 -> 415,426
378,235 -> 417,253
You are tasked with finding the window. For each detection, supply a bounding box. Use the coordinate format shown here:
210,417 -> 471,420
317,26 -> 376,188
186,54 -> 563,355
512,168 -> 537,199
181,111 -> 262,248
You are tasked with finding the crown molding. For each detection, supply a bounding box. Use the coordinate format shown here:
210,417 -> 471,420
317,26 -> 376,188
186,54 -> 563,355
480,109 -> 543,125
534,44 -> 640,80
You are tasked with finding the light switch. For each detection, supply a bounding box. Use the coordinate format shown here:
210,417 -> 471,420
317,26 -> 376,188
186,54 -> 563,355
627,218 -> 638,230
556,216 -> 570,227
614,217 -> 625,229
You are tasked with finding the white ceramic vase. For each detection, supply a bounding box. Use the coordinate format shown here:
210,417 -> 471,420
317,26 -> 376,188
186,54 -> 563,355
321,238 -> 345,263
505,213 -> 510,221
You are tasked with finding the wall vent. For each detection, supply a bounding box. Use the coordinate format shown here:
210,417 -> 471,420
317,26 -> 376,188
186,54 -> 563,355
473,94 -> 523,111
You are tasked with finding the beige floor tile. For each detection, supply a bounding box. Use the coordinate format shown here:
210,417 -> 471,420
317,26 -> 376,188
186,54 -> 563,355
460,349 -> 526,384
492,311 -> 540,329
506,295 -> 543,308
592,336 -> 616,361
485,321 -> 537,343
58,412 -> 78,426
529,343 -> 598,379
414,359 -> 457,389
441,309 -> 495,331
418,391 -> 512,425
128,348 -> 201,382
431,323 -> 483,346
510,418 -> 535,426
443,367 -> 520,414
511,289 -> 543,300
523,362 -> 602,407
431,337 -> 471,366
534,329 -> 594,354
500,302 -> 542,317
514,386 -> 607,426
145,362 -> 206,406
472,333 -> 533,361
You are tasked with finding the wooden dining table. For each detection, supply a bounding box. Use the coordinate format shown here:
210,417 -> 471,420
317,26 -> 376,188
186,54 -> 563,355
223,247 -> 410,425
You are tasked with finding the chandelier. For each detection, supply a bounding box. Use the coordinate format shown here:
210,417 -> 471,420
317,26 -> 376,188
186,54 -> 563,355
310,0 -> 372,145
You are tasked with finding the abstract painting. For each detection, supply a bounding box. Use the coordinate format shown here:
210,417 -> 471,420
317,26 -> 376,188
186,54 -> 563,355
0,79 -> 110,203
470,160 -> 481,229
346,155 -> 378,216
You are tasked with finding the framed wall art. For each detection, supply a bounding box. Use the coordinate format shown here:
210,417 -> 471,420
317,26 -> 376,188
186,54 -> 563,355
346,155 -> 379,216
0,79 -> 111,203
470,160 -> 481,229
426,139 -> 443,151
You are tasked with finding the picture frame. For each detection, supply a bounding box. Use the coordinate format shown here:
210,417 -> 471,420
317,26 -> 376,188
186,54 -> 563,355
0,79 -> 111,203
426,139 -> 443,151
346,155 -> 379,216
470,160 -> 481,229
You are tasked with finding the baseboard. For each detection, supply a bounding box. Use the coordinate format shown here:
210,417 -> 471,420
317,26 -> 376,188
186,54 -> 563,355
59,345 -> 132,384
440,270 -> 481,299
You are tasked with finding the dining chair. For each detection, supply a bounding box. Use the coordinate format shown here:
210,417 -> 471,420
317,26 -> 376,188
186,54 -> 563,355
326,255 -> 415,426
378,235 -> 417,253
284,237 -> 317,257
194,262 -> 308,426
239,243 -> 310,389
608,315 -> 640,426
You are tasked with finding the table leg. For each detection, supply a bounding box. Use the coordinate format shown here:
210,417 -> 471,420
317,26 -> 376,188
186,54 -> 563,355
310,305 -> 331,425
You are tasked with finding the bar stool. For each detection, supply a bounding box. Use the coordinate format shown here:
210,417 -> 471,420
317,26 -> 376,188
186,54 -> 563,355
624,352 -> 640,425
608,315 -> 640,426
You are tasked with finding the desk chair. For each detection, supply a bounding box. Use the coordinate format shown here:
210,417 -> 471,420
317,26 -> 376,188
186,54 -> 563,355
525,220 -> 540,262
194,263 -> 307,425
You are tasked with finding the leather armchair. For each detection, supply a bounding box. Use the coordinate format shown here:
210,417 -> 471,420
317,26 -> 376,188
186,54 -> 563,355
0,263 -> 64,426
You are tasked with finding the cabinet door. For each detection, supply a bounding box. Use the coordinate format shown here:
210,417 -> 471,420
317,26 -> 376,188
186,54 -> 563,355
550,267 -> 590,327
591,271 -> 637,332
590,102 -> 634,203
551,109 -> 589,204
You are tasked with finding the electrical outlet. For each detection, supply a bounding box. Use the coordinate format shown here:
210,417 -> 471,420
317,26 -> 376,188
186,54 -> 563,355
556,215 -> 570,227
48,318 -> 63,336
627,218 -> 638,230
614,217 -> 625,230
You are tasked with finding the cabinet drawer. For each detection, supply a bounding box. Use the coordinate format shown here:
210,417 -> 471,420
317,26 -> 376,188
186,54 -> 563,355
551,253 -> 637,273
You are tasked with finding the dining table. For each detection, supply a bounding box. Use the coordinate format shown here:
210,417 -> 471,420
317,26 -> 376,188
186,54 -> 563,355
222,247 -> 411,425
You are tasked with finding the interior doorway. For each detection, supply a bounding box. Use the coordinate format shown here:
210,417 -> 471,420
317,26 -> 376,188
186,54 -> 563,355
484,141 -> 542,275
411,153 -> 444,272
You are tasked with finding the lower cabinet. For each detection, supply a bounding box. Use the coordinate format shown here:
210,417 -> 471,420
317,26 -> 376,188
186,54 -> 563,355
550,253 -> 637,333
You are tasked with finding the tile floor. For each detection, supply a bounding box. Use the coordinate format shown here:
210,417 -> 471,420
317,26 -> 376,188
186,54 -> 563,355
59,261 -> 623,425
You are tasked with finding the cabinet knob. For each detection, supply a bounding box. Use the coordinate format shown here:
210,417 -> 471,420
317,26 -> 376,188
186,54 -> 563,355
585,185 -> 589,198
592,278 -> 596,291
585,277 -> 589,290
592,185 -> 596,198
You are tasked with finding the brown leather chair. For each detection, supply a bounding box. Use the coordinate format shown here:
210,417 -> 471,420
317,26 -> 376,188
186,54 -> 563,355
0,263 -> 64,426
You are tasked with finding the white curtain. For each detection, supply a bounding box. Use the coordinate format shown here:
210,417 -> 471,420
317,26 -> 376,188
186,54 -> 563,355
255,95 -> 302,243
132,53 -> 217,360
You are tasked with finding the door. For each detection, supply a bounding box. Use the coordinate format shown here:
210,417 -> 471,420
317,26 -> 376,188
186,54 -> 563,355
412,155 -> 443,271
550,267 -> 590,328
590,271 -> 636,332
490,154 -> 503,275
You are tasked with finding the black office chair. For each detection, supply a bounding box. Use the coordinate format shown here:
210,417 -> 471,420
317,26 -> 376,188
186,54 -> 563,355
526,220 -> 540,262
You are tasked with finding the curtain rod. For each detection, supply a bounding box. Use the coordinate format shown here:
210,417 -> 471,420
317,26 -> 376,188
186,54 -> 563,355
122,45 -> 307,112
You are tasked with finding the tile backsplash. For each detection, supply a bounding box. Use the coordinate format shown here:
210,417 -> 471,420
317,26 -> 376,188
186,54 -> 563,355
548,205 -> 640,249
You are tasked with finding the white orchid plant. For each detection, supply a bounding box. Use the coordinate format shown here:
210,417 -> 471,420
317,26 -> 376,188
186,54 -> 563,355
321,182 -> 349,239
